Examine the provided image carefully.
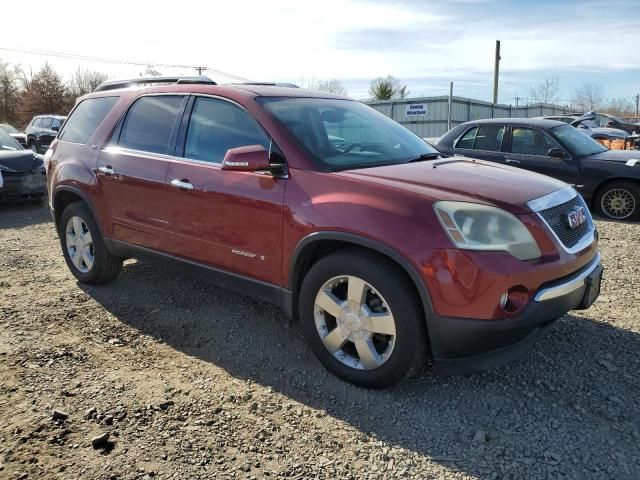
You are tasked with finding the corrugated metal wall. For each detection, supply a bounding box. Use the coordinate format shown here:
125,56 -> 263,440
366,96 -> 570,138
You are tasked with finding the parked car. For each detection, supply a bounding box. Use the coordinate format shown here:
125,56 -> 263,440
0,129 -> 46,202
0,123 -> 28,148
590,113 -> 639,135
537,114 -> 632,145
25,115 -> 66,153
47,77 -> 602,387
437,118 -> 640,221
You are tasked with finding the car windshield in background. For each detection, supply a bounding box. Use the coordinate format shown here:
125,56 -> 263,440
258,97 -> 438,170
552,124 -> 607,157
0,130 -> 23,151
0,124 -> 20,134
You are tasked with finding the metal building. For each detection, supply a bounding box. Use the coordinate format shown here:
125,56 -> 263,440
366,96 -> 571,138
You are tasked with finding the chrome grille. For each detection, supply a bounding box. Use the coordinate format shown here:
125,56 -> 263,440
539,196 -> 590,249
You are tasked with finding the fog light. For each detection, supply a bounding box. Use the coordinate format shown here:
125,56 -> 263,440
501,286 -> 529,313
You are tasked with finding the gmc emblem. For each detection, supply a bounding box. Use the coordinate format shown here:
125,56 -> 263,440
565,206 -> 587,229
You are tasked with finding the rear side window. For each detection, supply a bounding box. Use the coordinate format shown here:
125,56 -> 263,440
119,96 -> 184,155
59,97 -> 118,144
184,97 -> 269,164
456,127 -> 477,149
473,126 -> 504,151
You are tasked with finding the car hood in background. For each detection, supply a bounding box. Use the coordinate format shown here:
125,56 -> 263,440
0,150 -> 43,172
337,157 -> 567,215
585,149 -> 640,164
589,127 -> 629,139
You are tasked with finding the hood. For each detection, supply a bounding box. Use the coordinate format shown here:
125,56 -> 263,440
337,157 -> 567,215
585,149 -> 640,163
0,150 -> 42,172
590,127 -> 629,138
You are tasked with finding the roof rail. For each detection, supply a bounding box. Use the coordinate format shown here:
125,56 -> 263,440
235,82 -> 300,88
94,76 -> 216,92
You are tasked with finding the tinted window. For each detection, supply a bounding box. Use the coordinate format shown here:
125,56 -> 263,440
184,97 -> 269,164
472,126 -> 504,151
32,118 -> 42,128
59,97 -> 118,144
51,118 -> 65,130
456,127 -> 477,149
552,124 -> 606,156
119,96 -> 184,154
41,117 -> 53,129
511,128 -> 560,156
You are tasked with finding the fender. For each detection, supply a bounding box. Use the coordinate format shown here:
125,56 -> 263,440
288,231 -> 436,340
52,185 -> 103,236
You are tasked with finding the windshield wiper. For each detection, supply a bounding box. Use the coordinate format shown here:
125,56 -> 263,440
405,153 -> 443,163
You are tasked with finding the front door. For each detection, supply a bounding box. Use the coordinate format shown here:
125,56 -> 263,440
506,126 -> 579,186
96,94 -> 186,251
164,95 -> 286,286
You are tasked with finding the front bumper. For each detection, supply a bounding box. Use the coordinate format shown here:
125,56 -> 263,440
430,252 -> 603,374
0,170 -> 47,202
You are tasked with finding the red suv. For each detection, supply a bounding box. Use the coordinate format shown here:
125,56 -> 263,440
46,77 -> 602,388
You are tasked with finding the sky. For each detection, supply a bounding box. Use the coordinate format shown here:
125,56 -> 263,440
1,0 -> 638,105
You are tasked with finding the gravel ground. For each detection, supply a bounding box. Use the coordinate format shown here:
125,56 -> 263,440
1,203 -> 639,480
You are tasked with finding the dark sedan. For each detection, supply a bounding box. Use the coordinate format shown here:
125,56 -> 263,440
437,118 -> 640,221
0,130 -> 47,203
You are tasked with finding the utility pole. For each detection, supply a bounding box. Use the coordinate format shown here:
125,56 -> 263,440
493,40 -> 501,105
195,66 -> 206,76
636,94 -> 639,118
447,82 -> 453,130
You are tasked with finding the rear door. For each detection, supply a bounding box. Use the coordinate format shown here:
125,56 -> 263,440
505,126 -> 579,185
96,94 -> 186,251
164,95 -> 286,285
451,124 -> 507,164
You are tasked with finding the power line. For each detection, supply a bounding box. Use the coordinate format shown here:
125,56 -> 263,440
0,46 -> 252,82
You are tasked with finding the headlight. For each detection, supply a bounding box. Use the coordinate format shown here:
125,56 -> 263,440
434,201 -> 541,260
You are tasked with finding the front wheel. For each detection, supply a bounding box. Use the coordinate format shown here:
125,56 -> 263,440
59,202 -> 122,284
29,140 -> 39,153
595,181 -> 640,221
299,249 -> 428,388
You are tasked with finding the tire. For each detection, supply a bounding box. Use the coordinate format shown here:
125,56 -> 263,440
59,201 -> 122,284
594,180 -> 640,221
298,249 -> 428,388
29,140 -> 39,153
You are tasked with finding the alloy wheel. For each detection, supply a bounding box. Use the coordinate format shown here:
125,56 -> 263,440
65,216 -> 95,273
601,188 -> 636,220
314,275 -> 396,370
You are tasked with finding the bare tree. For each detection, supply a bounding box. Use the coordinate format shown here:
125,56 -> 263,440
528,76 -> 560,104
369,76 -> 409,101
572,82 -> 605,111
67,67 -> 108,98
604,97 -> 635,117
300,78 -> 347,96
0,58 -> 24,125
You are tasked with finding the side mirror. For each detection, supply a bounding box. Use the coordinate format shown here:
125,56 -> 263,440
51,126 -> 60,132
548,148 -> 568,159
221,145 -> 270,172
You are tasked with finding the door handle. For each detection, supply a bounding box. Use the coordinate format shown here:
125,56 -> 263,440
505,158 -> 521,165
170,179 -> 194,190
98,166 -> 115,175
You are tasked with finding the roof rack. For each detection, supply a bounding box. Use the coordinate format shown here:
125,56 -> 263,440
94,76 -> 216,92
235,82 -> 299,88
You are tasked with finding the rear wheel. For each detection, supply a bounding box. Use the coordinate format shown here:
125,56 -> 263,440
59,202 -> 122,284
595,181 -> 640,221
299,249 -> 427,388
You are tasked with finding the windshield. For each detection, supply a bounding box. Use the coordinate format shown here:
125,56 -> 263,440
0,130 -> 24,151
552,124 -> 607,157
0,124 -> 20,134
258,97 -> 438,170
